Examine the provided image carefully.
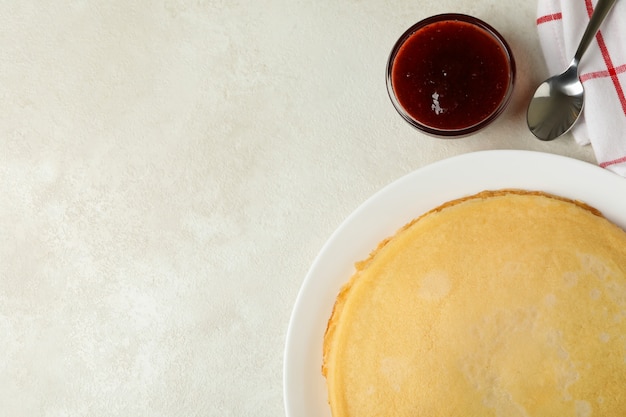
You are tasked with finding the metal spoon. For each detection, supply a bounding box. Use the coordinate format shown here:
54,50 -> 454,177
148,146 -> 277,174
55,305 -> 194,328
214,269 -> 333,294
527,0 -> 618,141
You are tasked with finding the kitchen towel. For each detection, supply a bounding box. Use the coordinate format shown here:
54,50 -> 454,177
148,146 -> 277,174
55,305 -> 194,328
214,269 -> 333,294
537,0 -> 626,176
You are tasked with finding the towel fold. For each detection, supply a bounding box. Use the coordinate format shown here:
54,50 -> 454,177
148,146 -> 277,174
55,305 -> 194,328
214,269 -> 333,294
537,0 -> 626,176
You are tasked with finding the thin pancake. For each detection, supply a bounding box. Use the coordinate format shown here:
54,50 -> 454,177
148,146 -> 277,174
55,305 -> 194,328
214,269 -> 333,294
323,190 -> 626,417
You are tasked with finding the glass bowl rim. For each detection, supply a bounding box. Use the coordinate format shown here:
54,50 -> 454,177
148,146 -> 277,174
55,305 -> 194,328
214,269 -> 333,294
385,13 -> 516,138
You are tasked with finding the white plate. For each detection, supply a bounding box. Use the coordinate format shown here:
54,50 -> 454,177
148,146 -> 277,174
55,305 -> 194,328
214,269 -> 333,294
283,150 -> 626,417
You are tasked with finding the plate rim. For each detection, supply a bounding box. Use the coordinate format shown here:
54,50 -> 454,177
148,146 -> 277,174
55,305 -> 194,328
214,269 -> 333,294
283,149 -> 626,417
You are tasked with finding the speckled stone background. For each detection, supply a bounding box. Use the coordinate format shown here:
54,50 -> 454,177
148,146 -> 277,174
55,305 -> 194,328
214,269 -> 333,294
0,1 -> 595,416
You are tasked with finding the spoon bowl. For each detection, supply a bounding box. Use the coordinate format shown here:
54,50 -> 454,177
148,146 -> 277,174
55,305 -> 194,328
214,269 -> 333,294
527,64 -> 584,141
527,0 -> 617,141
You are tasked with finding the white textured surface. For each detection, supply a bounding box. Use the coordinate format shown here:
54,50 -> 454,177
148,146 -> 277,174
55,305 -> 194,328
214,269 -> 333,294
0,1 -> 597,416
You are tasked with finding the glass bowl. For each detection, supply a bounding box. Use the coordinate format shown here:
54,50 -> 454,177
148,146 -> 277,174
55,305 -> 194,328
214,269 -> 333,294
386,13 -> 516,138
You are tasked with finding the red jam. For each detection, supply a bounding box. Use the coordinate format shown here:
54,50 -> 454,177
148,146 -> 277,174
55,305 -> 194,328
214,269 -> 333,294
390,18 -> 512,132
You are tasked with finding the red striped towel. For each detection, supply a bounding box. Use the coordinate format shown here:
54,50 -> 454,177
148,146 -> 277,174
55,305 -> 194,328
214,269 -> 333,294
537,0 -> 626,176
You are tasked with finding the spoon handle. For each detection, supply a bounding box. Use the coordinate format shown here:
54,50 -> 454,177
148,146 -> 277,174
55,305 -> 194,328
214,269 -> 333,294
573,0 -> 618,65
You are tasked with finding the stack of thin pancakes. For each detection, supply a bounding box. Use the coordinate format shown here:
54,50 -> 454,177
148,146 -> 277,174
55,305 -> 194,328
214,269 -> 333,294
323,190 -> 626,416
